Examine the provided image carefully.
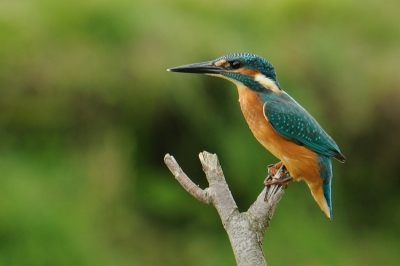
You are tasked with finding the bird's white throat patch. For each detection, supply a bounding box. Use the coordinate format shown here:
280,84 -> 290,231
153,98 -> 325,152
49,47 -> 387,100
207,73 -> 282,94
208,73 -> 246,89
254,73 -> 282,93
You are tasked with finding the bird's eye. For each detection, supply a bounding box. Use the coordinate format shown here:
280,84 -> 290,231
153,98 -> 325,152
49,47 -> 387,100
230,61 -> 242,69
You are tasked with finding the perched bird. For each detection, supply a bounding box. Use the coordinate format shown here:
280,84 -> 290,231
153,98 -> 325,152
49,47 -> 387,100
168,53 -> 345,219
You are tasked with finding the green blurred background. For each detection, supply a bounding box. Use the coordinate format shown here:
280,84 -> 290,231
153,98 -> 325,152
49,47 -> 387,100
1,0 -> 399,265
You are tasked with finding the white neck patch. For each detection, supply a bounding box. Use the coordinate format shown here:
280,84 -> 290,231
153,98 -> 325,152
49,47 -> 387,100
254,73 -> 282,93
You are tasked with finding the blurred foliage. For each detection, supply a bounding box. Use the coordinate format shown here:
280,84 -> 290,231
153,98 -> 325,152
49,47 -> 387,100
0,0 -> 399,265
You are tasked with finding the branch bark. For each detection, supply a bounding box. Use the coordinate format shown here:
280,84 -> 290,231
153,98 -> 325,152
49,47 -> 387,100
164,151 -> 287,266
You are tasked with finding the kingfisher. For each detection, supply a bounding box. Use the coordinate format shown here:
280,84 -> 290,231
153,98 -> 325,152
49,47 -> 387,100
168,53 -> 345,219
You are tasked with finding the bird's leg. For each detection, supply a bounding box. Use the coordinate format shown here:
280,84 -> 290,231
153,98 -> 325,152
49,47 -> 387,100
263,161 -> 284,185
267,161 -> 284,177
264,162 -> 293,188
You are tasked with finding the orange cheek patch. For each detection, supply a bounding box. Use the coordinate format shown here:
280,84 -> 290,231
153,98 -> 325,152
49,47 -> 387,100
236,69 -> 260,77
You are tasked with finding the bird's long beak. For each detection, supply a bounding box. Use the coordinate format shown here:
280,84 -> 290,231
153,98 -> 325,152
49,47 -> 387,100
167,60 -> 222,74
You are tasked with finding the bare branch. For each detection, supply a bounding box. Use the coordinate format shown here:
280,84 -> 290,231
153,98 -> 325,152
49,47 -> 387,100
246,176 -> 285,235
164,151 -> 287,266
164,154 -> 210,204
198,152 -> 238,223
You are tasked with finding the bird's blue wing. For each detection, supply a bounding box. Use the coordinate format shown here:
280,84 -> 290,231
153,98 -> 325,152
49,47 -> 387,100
263,98 -> 345,162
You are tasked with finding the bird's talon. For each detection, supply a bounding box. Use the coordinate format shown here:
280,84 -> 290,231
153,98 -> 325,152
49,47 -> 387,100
263,174 -> 273,186
265,176 -> 294,187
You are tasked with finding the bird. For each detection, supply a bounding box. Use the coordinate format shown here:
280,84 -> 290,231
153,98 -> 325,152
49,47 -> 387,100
167,53 -> 345,219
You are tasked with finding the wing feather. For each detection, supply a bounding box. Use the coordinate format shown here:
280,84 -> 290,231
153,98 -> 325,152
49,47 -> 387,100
263,99 -> 345,162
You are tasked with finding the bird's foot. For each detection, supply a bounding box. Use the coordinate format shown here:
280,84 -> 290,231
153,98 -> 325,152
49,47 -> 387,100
264,162 -> 293,201
267,161 -> 284,177
264,176 -> 293,188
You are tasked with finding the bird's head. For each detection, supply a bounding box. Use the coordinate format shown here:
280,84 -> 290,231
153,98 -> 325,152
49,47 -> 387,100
168,53 -> 281,93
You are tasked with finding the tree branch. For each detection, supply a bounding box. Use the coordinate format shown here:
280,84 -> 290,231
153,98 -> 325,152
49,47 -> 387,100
164,151 -> 287,266
164,154 -> 210,204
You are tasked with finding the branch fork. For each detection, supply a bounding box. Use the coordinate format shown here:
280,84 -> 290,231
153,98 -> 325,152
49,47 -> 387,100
164,151 -> 287,266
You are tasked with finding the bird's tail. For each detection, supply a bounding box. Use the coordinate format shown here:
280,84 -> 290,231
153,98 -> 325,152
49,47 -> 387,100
312,155 -> 333,219
309,183 -> 332,219
322,179 -> 333,219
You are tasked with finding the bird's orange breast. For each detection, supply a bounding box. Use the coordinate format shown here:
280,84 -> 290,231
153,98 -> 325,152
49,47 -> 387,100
236,86 -> 321,183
